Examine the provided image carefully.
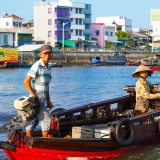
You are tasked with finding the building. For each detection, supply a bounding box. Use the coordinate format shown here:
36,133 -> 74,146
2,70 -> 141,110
0,11 -> 23,28
34,0 -> 93,49
96,16 -> 132,33
92,23 -> 119,49
151,9 -> 160,48
0,12 -> 33,47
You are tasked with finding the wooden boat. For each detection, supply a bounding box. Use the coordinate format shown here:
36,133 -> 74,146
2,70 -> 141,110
2,86 -> 160,159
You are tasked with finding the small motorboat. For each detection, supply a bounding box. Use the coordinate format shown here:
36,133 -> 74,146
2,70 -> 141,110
91,57 -> 101,65
1,86 -> 160,159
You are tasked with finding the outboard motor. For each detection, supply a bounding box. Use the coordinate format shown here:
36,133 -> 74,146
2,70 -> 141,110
14,96 -> 40,122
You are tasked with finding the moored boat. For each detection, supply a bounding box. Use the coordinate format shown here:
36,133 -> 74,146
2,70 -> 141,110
150,65 -> 160,71
2,86 -> 160,159
103,52 -> 127,66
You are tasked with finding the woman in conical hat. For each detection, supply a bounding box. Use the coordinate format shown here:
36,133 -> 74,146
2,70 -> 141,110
132,65 -> 160,114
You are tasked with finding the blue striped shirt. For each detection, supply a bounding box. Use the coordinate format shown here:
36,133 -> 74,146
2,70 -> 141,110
27,59 -> 52,103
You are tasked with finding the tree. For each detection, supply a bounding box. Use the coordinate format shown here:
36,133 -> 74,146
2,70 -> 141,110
77,38 -> 82,48
115,31 -> 131,38
125,40 -> 132,47
144,44 -> 151,52
105,42 -> 112,50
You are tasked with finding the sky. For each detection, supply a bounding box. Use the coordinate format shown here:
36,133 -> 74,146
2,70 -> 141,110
1,0 -> 160,29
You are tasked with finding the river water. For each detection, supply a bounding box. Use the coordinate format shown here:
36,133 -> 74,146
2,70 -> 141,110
0,66 -> 160,159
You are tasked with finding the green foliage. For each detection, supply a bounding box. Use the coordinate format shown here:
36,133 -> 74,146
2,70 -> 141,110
115,31 -> 131,38
125,40 -> 132,47
105,42 -> 112,49
77,38 -> 82,48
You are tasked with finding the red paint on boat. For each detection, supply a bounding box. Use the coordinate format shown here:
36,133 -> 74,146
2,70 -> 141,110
149,67 -> 160,71
3,145 -> 131,160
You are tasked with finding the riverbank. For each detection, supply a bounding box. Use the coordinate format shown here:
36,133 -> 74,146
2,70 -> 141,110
18,51 -> 160,65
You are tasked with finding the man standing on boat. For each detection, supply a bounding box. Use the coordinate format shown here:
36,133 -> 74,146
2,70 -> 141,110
132,65 -> 160,115
23,44 -> 54,137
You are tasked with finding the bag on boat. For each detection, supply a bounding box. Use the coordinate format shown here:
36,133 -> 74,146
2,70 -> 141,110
14,96 -> 40,121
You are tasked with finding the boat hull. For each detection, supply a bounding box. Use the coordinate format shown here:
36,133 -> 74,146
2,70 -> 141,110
150,67 -> 160,71
4,133 -> 160,160
4,145 -> 130,160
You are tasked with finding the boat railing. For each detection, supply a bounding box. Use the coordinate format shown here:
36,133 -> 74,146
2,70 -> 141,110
54,95 -> 135,124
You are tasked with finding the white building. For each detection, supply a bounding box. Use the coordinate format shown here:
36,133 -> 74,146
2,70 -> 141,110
151,9 -> 160,44
96,16 -> 132,33
0,12 -> 33,47
0,11 -> 23,28
34,0 -> 92,49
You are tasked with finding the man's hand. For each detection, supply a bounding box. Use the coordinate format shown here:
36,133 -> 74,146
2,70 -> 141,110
47,101 -> 54,108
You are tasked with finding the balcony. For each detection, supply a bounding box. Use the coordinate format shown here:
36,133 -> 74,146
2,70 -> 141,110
84,31 -> 91,36
54,35 -> 71,40
105,36 -> 118,42
71,25 -> 85,30
71,35 -> 85,41
55,24 -> 71,30
71,13 -> 85,19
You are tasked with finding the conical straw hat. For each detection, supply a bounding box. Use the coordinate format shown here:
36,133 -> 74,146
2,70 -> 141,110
132,65 -> 154,77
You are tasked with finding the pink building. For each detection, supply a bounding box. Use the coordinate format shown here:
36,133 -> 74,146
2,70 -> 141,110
92,22 -> 118,49
92,23 -> 105,49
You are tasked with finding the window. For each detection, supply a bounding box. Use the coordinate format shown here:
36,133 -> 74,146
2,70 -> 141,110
85,35 -> 89,40
76,8 -> 78,13
55,8 -> 57,12
13,22 -> 16,27
79,30 -> 82,36
76,30 -> 78,36
79,8 -> 82,14
86,4 -> 88,9
71,29 -> 73,32
96,32 -> 99,36
48,19 -> 52,25
71,18 -> 73,21
76,18 -> 78,25
85,14 -> 90,18
105,31 -> 109,36
79,19 -> 82,25
6,22 -> 9,26
85,24 -> 90,29
48,8 -> 52,14
48,31 -> 52,37
19,22 -> 22,27
55,31 -> 57,36
110,32 -> 113,36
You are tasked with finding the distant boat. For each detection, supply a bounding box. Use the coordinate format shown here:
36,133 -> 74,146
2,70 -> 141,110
91,57 -> 101,65
49,62 -> 63,67
103,52 -> 127,65
150,65 -> 160,71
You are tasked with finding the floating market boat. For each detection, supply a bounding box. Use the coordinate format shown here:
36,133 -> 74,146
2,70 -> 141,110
1,86 -> 160,159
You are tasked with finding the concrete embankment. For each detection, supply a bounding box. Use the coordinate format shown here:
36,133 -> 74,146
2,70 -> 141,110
18,51 -> 160,64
